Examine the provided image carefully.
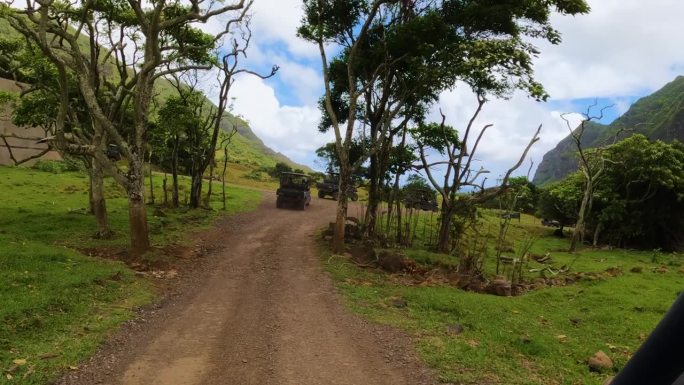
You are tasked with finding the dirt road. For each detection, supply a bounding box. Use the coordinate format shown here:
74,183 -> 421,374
60,194 -> 434,385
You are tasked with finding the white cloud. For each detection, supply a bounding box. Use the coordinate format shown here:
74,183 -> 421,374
230,75 -> 332,167
534,0 -> 684,99
248,0 -> 319,59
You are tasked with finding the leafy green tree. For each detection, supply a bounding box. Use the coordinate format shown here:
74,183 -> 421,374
299,0 -> 589,252
483,177 -> 539,214
315,140 -> 367,175
269,162 -> 294,178
0,37 -> 114,237
594,135 -> 684,249
3,0 -> 253,255
537,173 -> 583,233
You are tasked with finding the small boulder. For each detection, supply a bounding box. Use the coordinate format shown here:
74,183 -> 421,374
588,350 -> 613,372
378,251 -> 408,273
390,297 -> 407,308
446,323 -> 465,336
486,279 -> 512,297
349,244 -> 377,265
630,266 -> 643,273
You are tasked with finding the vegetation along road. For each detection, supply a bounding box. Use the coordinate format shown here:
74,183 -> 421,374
58,195 -> 434,385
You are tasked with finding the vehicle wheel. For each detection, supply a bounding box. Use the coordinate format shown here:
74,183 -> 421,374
276,197 -> 283,209
318,190 -> 325,198
332,191 -> 339,201
299,200 -> 306,210
350,193 -> 358,201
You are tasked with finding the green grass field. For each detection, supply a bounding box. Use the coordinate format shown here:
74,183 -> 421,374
323,210 -> 684,385
0,164 -> 262,384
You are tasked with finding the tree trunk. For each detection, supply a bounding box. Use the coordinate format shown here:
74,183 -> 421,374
332,165 -> 351,253
386,127 -> 408,236
205,162 -> 214,208
570,181 -> 592,252
222,147 -> 229,211
395,199 -> 403,244
593,222 -> 603,247
148,150 -> 155,205
163,172 -> 168,206
127,160 -> 150,256
437,202 -> 453,253
88,169 -> 95,214
90,158 -> 111,238
171,136 -> 179,208
189,169 -> 203,209
364,151 -> 379,237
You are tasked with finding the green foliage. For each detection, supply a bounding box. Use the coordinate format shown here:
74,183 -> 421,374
593,135 -> 684,249
401,174 -> 436,200
411,122 -> 459,154
268,162 -> 294,178
315,140 -> 367,174
538,134 -> 684,250
536,173 -> 582,226
32,159 -> 83,174
482,177 -> 539,214
297,0 -> 366,42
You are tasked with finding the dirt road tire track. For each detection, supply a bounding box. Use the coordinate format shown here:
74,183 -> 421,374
58,194 -> 435,385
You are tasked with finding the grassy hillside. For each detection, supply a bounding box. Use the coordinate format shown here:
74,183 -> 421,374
533,76 -> 684,185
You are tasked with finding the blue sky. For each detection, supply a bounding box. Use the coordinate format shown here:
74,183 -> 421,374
215,0 -> 684,182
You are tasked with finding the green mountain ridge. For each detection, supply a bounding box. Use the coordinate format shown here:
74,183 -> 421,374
533,76 -> 684,185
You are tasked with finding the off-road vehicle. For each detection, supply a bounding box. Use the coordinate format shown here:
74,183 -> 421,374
276,172 -> 311,210
404,188 -> 438,212
316,174 -> 358,201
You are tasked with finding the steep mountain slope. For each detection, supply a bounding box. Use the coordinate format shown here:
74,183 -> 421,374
534,76 -> 684,185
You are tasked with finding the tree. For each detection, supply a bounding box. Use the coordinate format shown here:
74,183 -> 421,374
0,37 -> 113,237
3,0 -> 253,255
160,27 -> 277,210
561,103 -> 626,252
299,0 -> 589,252
315,140 -> 367,175
593,135 -> 684,250
219,128 -> 238,210
269,162 -> 293,178
482,176 -> 539,214
412,98 -> 541,253
536,173 -> 583,234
